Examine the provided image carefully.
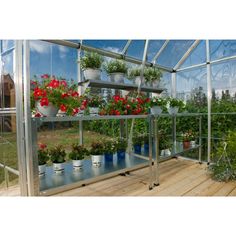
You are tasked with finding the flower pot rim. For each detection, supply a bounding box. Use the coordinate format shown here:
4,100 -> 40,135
109,72 -> 125,75
83,68 -> 101,72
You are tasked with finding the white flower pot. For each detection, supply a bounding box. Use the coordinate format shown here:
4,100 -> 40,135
91,155 -> 103,167
160,150 -> 165,156
53,162 -> 65,174
134,76 -> 141,86
83,68 -> 101,80
72,160 -> 83,170
89,107 -> 99,116
168,106 -> 179,115
110,73 -> 124,83
152,80 -> 160,87
145,81 -> 151,87
151,106 -> 162,115
190,141 -> 196,147
36,101 -> 59,117
38,164 -> 46,176
164,149 -> 171,156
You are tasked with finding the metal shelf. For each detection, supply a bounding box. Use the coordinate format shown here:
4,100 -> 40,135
78,79 -> 165,93
39,154 -> 149,195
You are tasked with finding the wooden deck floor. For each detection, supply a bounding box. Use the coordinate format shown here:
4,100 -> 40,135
2,158 -> 236,196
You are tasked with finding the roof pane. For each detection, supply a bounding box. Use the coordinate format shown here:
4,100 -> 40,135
126,40 -> 145,60
156,40 -> 194,68
180,40 -> 206,68
147,40 -> 166,62
210,40 -> 236,61
83,40 -> 128,53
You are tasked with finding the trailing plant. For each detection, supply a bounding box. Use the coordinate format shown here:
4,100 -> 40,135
49,145 -> 66,163
81,52 -> 103,70
104,59 -> 128,74
90,142 -> 104,155
167,97 -> 185,109
128,67 -> 142,80
150,97 -> 167,108
69,144 -> 89,160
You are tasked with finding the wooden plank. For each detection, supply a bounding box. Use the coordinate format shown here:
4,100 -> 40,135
213,182 -> 236,196
227,184 -> 236,196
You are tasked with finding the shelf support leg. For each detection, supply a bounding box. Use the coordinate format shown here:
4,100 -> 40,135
148,115 -> 154,190
154,117 -> 160,186
198,115 -> 202,164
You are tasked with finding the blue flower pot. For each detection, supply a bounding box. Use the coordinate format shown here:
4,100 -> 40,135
144,143 -> 149,154
117,150 -> 126,160
104,153 -> 113,162
134,144 -> 142,154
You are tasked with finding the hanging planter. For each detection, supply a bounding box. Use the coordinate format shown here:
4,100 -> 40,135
151,106 -> 163,115
150,97 -> 167,115
167,98 -> 185,115
168,106 -> 179,115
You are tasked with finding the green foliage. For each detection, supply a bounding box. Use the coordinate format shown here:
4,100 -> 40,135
144,67 -> 162,82
103,140 -> 117,154
87,95 -> 105,107
128,67 -> 142,80
69,144 -> 89,160
81,52 -> 103,70
167,97 -> 185,109
38,149 -> 49,165
90,142 -> 104,155
159,132 -> 171,150
132,133 -> 143,145
208,131 -> 236,181
49,145 -> 66,163
115,138 -> 127,151
150,97 -> 167,108
104,59 -> 128,74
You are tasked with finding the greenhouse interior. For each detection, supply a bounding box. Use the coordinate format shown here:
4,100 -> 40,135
1,39 -> 236,196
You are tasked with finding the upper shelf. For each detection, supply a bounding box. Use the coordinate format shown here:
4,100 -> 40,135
78,79 -> 165,93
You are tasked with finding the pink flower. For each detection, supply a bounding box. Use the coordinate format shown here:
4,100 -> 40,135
41,74 -> 50,79
60,80 -> 67,87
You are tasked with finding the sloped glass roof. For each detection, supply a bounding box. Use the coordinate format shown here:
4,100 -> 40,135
147,40 -> 166,62
126,40 -> 145,59
156,40 -> 195,68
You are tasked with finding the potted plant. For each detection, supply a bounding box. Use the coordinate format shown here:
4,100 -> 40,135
38,143 -> 49,175
87,95 -> 104,116
90,142 -> 104,167
132,134 -> 143,154
49,145 -> 67,173
144,67 -> 162,87
167,97 -> 185,115
69,144 -> 89,169
150,97 -> 167,115
128,67 -> 143,85
103,140 -> 116,162
182,130 -> 195,149
81,52 -> 103,80
104,59 -> 128,83
115,138 -> 127,160
31,74 -> 81,117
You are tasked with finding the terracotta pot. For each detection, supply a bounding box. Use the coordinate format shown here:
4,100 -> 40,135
183,141 -> 190,149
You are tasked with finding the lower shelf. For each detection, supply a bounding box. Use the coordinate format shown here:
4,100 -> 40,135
39,153 -> 149,194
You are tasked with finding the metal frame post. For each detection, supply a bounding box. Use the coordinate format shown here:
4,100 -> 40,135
154,117 -> 160,186
171,72 -> 177,145
206,40 -> 211,164
23,40 -> 39,196
198,115 -> 202,164
15,40 -> 28,196
148,115 -> 154,190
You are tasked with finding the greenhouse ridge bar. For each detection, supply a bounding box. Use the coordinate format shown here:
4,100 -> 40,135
2,39 -> 236,196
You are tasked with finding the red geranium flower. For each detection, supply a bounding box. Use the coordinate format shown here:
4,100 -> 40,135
40,97 -> 49,106
61,93 -> 69,98
72,108 -> 79,116
71,91 -> 79,97
41,74 -> 50,79
48,79 -> 60,88
60,80 -> 67,87
60,104 -> 67,112
39,143 -> 47,149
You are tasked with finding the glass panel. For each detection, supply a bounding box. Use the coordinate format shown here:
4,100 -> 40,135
0,51 -> 15,109
157,40 -> 194,68
1,40 -> 14,53
147,40 -> 165,62
0,114 -> 19,190
83,40 -> 127,53
159,71 -> 172,97
180,40 -> 206,68
30,40 -> 78,83
126,40 -> 145,59
210,40 -> 236,61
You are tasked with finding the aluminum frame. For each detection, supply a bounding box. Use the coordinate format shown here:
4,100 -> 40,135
121,40 -> 132,55
152,40 -> 169,63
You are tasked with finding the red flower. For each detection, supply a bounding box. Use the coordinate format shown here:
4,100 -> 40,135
72,108 -> 79,116
40,97 -> 49,106
126,104 -> 131,110
41,74 -> 50,79
115,110 -> 121,116
71,91 -> 79,97
39,143 -> 47,149
34,112 -> 41,117
61,93 -> 69,98
60,80 -> 67,87
82,99 -> 88,107
60,104 -> 67,112
48,79 -> 60,88
34,87 -> 46,98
